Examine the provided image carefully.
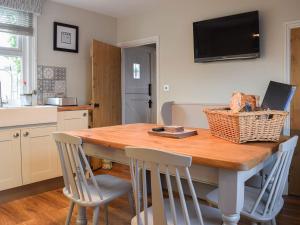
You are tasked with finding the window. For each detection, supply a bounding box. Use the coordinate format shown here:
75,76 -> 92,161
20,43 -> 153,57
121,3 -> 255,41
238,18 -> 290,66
0,32 -> 22,102
0,7 -> 36,105
133,63 -> 140,79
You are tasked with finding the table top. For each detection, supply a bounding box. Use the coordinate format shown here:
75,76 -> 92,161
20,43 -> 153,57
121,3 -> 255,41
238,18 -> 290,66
68,123 -> 285,171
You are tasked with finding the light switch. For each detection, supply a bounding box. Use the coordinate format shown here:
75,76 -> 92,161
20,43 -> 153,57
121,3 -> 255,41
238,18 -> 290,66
163,84 -> 170,92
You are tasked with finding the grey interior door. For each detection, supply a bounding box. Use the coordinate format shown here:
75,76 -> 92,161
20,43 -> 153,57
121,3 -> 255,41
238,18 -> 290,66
124,46 -> 154,124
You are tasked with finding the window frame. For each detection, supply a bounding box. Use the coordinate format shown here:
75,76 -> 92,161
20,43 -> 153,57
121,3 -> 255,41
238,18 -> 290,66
0,34 -> 23,54
22,15 -> 37,94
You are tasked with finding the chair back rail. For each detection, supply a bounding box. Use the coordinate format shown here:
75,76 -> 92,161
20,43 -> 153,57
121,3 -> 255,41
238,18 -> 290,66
126,147 -> 204,225
250,136 -> 298,216
53,132 -> 103,203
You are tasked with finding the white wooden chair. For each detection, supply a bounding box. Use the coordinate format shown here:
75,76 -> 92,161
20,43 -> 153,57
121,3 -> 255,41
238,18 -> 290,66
125,147 -> 222,225
206,136 -> 298,225
53,132 -> 134,225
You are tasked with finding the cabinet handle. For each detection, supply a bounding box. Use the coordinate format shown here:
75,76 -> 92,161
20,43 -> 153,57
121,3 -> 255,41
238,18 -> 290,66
23,131 -> 29,137
13,133 -> 19,138
83,112 -> 87,117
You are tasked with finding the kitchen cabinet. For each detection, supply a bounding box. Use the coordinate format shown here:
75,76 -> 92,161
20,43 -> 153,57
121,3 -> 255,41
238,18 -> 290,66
58,110 -> 88,131
57,110 -> 89,175
21,126 -> 58,184
0,129 -> 22,191
0,125 -> 59,191
0,109 -> 89,191
0,106 -> 59,191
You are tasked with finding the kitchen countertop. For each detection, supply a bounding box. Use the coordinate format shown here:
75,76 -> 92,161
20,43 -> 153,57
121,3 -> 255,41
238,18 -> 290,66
57,105 -> 94,112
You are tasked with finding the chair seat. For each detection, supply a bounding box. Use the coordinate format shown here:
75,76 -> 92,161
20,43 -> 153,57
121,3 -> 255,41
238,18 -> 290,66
131,199 -> 222,225
206,186 -> 284,222
63,174 -> 132,206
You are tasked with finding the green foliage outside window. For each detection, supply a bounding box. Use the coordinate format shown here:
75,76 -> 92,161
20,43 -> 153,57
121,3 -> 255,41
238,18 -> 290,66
8,35 -> 17,48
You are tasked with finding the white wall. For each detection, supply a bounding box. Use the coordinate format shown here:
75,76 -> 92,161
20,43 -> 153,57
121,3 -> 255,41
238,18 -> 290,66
117,0 -> 300,113
38,1 -> 117,104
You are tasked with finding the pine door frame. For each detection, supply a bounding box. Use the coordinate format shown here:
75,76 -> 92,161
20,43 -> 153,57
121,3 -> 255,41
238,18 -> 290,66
118,36 -> 160,124
284,21 -> 300,136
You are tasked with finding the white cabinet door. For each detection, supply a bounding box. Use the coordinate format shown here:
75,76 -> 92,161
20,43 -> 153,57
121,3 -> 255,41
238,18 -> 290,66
58,110 -> 88,131
0,129 -> 22,191
21,126 -> 58,184
57,110 -> 88,175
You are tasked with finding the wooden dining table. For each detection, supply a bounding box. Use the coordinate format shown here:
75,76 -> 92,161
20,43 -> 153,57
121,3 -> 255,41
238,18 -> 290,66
68,123 -> 284,225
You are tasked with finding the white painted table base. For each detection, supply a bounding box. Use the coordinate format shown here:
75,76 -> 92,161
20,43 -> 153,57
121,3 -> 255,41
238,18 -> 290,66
78,143 -> 273,225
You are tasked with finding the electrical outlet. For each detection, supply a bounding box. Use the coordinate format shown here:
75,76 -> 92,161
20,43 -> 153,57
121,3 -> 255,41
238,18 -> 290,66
163,84 -> 170,92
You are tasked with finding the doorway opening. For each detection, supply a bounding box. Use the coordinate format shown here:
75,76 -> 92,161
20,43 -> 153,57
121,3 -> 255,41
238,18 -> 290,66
120,41 -> 158,124
284,21 -> 300,196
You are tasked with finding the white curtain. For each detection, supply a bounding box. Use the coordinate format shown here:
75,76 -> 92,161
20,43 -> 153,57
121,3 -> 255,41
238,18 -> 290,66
0,0 -> 45,15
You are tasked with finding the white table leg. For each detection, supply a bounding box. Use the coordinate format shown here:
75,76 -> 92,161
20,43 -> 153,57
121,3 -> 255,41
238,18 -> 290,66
76,206 -> 88,225
218,169 -> 244,225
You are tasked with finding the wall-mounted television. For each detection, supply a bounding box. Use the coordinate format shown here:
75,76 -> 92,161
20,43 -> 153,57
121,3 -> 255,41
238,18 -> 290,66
193,11 -> 260,62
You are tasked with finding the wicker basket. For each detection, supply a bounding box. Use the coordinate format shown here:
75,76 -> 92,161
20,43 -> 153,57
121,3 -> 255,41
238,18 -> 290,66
203,107 -> 288,143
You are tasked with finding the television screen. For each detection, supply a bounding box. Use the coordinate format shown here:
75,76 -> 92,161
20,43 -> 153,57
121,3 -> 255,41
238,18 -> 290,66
193,11 -> 260,62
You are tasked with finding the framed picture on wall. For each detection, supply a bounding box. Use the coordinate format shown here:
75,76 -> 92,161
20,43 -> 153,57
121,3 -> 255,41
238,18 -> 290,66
53,22 -> 79,53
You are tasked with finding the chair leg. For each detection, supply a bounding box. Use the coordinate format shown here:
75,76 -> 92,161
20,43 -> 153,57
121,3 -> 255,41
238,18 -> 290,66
271,218 -> 277,225
104,204 -> 109,225
128,191 -> 135,215
93,206 -> 100,225
65,201 -> 75,225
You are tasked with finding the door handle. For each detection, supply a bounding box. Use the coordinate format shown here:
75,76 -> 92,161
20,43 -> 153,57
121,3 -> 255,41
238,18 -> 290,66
148,99 -> 152,109
13,133 -> 19,138
148,83 -> 152,96
94,103 -> 100,108
23,131 -> 29,137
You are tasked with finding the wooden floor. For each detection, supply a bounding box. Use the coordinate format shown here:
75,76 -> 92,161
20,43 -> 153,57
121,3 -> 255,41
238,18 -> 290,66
0,163 -> 299,225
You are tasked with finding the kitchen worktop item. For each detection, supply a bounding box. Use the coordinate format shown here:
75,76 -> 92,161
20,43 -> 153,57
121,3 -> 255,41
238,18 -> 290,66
148,128 -> 197,139
46,97 -> 77,106
20,94 -> 33,106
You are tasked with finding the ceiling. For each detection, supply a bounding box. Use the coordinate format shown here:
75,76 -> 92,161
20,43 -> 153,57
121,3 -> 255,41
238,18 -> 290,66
50,0 -> 161,18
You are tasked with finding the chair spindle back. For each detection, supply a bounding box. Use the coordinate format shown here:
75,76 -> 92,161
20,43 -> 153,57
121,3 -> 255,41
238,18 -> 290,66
125,147 -> 204,225
53,132 -> 103,203
250,136 -> 298,216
